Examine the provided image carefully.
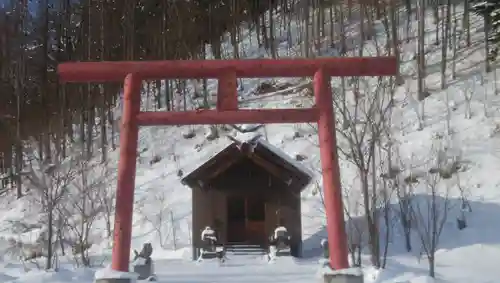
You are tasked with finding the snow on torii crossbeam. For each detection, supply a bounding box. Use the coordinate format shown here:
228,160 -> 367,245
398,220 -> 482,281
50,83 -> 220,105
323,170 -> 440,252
57,57 -> 397,275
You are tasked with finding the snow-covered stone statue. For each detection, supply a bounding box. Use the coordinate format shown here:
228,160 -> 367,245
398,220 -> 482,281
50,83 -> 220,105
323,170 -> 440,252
132,243 -> 156,281
268,222 -> 291,260
320,238 -> 329,259
199,226 -> 225,262
457,200 -> 471,230
201,226 -> 217,245
271,226 -> 291,247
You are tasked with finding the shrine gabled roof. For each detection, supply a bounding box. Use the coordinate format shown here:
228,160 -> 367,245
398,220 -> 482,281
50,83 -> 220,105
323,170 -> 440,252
181,134 -> 313,191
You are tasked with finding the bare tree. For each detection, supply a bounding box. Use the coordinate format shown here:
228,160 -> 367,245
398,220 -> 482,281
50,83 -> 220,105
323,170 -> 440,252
60,155 -> 115,267
386,149 -> 427,255
444,88 -> 453,135
300,0 -> 311,58
412,146 -> 455,278
22,139 -> 77,269
136,191 -> 173,249
377,118 -> 398,267
416,0 -> 428,131
462,79 -> 475,119
340,78 -> 395,268
342,186 -> 365,267
96,165 -> 116,239
478,74 -> 489,117
440,0 -> 452,89
451,3 -> 459,79
307,74 -> 395,268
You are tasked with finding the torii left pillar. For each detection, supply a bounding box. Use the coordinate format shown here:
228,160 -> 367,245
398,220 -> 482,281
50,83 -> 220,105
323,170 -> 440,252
58,56 -> 397,283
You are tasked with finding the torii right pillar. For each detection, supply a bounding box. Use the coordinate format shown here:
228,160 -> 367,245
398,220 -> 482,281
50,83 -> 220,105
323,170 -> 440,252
315,69 -> 366,283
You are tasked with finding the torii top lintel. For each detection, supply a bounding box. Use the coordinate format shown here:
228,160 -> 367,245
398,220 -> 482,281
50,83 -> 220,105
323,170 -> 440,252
57,57 -> 397,83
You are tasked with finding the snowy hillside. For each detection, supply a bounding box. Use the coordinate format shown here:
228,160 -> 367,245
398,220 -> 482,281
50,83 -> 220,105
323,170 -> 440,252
0,4 -> 499,283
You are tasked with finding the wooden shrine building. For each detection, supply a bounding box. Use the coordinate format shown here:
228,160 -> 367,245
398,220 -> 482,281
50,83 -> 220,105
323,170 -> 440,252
182,135 -> 313,259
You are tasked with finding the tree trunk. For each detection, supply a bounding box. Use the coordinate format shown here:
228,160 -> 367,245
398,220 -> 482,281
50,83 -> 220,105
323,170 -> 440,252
484,14 -> 492,73
301,0 -> 310,57
440,0 -> 452,89
417,0 -> 426,107
46,205 -> 53,269
463,0 -> 471,46
428,254 -> 435,277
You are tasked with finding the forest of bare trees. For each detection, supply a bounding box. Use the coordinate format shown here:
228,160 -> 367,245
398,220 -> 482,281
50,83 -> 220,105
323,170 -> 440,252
0,0 -> 499,209
0,0 -> 375,194
0,0 -> 293,196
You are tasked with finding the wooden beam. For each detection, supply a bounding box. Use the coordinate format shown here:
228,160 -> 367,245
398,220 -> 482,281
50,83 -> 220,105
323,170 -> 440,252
204,154 -> 244,181
246,152 -> 292,185
58,57 -> 398,82
136,108 -> 319,126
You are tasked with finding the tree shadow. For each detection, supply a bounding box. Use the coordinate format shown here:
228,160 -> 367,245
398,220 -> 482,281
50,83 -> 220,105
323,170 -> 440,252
423,41 -> 484,76
302,226 -> 327,259
426,60 -> 486,93
301,194 -> 500,262
387,194 -> 500,256
373,258 -> 431,283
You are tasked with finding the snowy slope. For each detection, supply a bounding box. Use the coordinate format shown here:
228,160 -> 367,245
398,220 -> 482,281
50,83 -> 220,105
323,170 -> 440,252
0,5 -> 499,283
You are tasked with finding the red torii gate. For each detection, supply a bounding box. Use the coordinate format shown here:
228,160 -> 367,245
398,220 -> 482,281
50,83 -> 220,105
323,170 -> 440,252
58,57 -> 397,274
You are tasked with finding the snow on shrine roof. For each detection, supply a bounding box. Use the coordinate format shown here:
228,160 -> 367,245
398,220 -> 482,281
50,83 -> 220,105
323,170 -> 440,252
255,137 -> 314,178
182,133 -> 314,190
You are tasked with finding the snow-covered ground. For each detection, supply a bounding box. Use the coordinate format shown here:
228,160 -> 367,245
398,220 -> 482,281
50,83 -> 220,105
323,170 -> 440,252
0,5 -> 500,283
